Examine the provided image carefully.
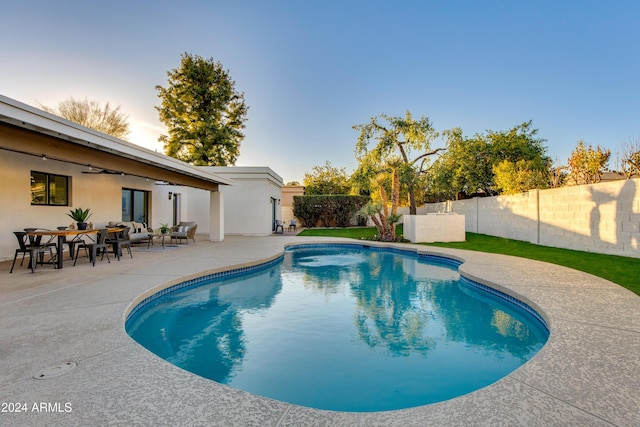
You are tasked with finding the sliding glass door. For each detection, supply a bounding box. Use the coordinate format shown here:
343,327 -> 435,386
122,188 -> 149,223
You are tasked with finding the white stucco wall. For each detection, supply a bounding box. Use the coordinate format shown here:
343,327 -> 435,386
0,151 -> 285,262
403,213 -> 466,243
198,167 -> 283,236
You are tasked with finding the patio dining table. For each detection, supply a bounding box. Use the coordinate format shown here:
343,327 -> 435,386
26,228 -> 123,269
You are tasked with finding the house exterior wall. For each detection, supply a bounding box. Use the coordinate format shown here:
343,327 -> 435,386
0,150 -> 166,261
420,178 -> 640,258
1,152 -> 284,262
163,186 -> 211,231
281,185 -> 304,225
0,95 -> 234,262
194,167 -> 283,236
125,166 -> 282,236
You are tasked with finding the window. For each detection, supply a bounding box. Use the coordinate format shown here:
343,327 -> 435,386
122,188 -> 149,223
31,171 -> 69,206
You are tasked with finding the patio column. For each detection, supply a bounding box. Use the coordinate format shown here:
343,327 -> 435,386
209,190 -> 224,241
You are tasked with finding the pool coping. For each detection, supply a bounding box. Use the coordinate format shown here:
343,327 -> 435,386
1,235 -> 639,426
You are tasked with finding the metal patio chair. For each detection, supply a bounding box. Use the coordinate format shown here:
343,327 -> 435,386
10,231 -> 50,273
73,229 -> 111,266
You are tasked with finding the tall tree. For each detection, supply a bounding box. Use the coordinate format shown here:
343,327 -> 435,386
429,121 -> 549,199
353,111 -> 443,214
156,52 -> 248,165
430,128 -> 493,199
303,161 -> 351,195
40,97 -> 130,139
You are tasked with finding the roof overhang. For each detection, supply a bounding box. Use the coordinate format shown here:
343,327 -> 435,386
204,166 -> 284,188
0,94 -> 233,191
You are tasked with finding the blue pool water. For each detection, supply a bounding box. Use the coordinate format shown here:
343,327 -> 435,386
126,245 -> 549,412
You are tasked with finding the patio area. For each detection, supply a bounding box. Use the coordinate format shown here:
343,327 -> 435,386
1,235 -> 638,426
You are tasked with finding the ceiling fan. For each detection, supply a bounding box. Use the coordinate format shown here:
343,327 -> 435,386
82,166 -> 121,175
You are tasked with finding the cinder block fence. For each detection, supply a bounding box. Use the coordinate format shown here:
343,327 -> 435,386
416,178 -> 640,258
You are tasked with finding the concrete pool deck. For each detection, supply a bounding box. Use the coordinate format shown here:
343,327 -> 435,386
1,235 -> 638,426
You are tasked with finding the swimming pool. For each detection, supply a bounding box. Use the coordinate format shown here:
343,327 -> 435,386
126,244 -> 549,412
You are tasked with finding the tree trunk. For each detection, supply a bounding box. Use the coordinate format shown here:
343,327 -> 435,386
408,182 -> 417,215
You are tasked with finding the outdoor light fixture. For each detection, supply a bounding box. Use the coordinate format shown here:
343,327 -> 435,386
42,154 -> 47,161
168,192 -> 173,200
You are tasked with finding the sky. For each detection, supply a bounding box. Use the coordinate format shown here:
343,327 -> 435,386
1,0 -> 638,183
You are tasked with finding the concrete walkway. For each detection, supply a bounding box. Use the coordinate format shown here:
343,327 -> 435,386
1,235 -> 639,426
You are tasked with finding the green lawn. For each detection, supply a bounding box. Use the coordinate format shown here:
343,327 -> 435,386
298,228 -> 640,296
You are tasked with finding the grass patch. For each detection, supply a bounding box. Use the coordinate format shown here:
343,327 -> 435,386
298,227 -> 381,239
298,228 -> 640,296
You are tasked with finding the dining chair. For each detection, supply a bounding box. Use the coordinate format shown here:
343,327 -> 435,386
23,228 -> 57,264
73,229 -> 111,266
107,227 -> 133,261
10,231 -> 49,273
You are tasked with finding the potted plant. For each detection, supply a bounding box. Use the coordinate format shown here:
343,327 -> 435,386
158,223 -> 171,234
67,207 -> 93,230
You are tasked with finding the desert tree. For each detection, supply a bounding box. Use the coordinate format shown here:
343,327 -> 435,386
353,111 -> 443,214
361,157 -> 403,241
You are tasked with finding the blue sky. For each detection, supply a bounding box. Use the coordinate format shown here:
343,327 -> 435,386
1,1 -> 638,183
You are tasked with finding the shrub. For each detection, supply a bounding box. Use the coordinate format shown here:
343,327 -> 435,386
293,195 -> 369,228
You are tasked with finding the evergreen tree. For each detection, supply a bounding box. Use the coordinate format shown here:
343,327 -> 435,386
156,53 -> 248,165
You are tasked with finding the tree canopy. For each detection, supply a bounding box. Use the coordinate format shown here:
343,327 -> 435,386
156,52 -> 248,165
353,111 -> 442,214
40,97 -> 130,140
566,140 -> 611,185
429,121 -> 550,199
303,161 -> 351,195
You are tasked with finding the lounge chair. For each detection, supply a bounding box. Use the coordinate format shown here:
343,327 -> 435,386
169,222 -> 197,244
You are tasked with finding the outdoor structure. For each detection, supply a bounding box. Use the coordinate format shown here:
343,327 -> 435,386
0,94 -> 234,261
403,213 -> 466,243
164,167 -> 284,236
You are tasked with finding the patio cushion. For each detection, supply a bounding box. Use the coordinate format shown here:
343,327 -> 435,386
107,221 -> 152,243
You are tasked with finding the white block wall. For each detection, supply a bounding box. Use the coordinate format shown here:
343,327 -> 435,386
403,214 -> 466,243
421,178 -> 640,258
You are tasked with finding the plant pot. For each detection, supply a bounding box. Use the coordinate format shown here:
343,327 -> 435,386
77,222 -> 88,230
